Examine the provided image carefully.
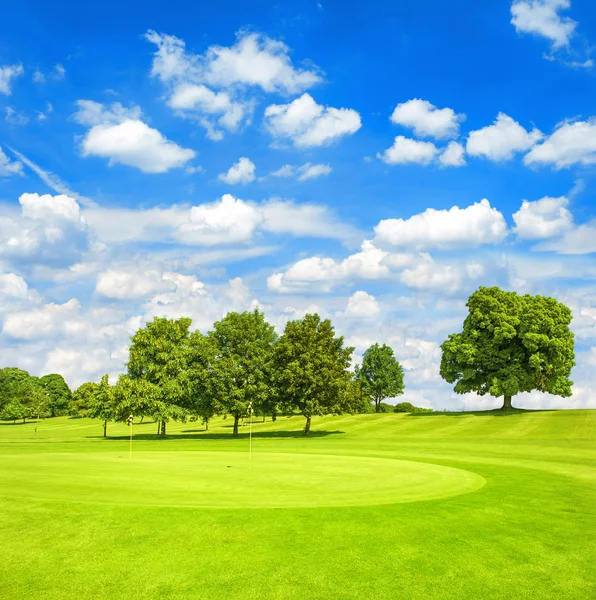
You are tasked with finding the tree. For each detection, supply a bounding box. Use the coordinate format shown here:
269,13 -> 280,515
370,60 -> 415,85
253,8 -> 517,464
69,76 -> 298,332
88,375 -> 115,437
393,402 -> 433,413
70,382 -> 99,417
0,368 -> 30,420
355,343 -> 405,412
39,374 -> 72,416
206,309 -> 277,437
127,316 -> 191,437
275,313 -> 354,435
440,286 -> 575,410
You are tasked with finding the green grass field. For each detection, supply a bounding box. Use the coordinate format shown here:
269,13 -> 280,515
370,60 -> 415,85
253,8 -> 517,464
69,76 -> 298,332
0,410 -> 594,599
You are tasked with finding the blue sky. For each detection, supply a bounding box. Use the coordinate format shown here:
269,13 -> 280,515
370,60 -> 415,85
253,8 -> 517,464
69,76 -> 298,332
0,0 -> 595,409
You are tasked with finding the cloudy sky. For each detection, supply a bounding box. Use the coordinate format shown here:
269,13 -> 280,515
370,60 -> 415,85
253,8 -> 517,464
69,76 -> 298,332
1,0 -> 595,409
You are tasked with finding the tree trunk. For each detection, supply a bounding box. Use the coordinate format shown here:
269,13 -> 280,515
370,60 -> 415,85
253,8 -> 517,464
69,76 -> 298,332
23,417 -> 26,424
304,415 -> 312,435
103,420 -> 107,438
375,398 -> 381,413
272,411 -> 277,422
204,418 -> 209,431
501,394 -> 513,410
157,421 -> 161,435
233,414 -> 240,437
160,421 -> 166,438
262,415 -> 266,423
140,415 -> 144,424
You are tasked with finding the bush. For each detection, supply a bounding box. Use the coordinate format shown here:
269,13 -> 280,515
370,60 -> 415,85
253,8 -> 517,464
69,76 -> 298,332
393,402 -> 433,414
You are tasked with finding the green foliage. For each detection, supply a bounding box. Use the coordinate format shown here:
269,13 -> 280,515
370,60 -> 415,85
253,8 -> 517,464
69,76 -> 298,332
440,286 -> 575,409
0,368 -> 50,422
204,309 -> 277,436
274,313 -> 354,434
127,316 -> 192,435
393,402 -> 433,413
88,375 -> 115,436
355,343 -> 405,412
39,374 -> 72,416
70,382 -> 99,417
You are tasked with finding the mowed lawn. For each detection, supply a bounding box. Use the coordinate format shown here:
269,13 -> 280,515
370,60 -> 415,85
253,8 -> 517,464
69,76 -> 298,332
0,410 -> 594,600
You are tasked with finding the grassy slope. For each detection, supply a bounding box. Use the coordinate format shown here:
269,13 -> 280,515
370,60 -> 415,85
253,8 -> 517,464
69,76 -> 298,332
0,410 -> 594,600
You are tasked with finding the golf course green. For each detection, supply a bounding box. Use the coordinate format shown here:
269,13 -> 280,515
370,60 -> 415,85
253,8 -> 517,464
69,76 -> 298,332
0,410 -> 594,599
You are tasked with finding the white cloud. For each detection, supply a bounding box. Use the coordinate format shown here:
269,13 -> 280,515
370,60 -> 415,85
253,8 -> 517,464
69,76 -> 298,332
0,273 -> 41,314
534,221 -> 596,254
267,241 -> 393,293
0,193 -> 90,265
74,100 -> 195,173
523,118 -> 596,168
96,270 -> 179,300
399,255 -> 463,293
218,157 -> 256,184
378,136 -> 438,165
374,199 -> 507,249
2,298 -> 81,339
264,93 -> 361,148
268,162 -> 332,181
174,194 -> 262,245
390,99 -> 465,139
466,113 -> 543,161
344,291 -> 380,317
0,63 -> 24,95
511,0 -> 576,49
513,196 -> 573,239
297,163 -> 332,181
0,146 -> 23,177
5,107 -> 29,126
439,141 -> 466,167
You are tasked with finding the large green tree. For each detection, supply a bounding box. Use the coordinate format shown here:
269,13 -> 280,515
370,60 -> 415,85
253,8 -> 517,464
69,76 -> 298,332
440,286 -> 575,409
206,309 -> 277,437
127,316 -> 191,437
0,368 -> 30,421
355,343 -> 405,412
70,382 -> 99,417
39,374 -> 72,417
275,313 -> 354,435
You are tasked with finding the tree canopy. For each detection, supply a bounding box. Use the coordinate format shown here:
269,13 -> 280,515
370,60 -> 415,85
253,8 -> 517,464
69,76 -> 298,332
275,313 -> 354,434
440,286 -> 575,409
39,374 -> 72,417
355,343 -> 405,412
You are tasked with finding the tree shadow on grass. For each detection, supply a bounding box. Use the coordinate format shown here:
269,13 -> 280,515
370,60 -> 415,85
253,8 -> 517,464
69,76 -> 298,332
407,408 -> 557,417
86,429 -> 345,441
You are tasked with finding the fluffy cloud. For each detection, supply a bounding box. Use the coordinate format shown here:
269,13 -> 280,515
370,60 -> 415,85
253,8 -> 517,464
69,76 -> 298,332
218,157 -> 256,184
267,241 -> 393,292
466,113 -> 543,160
0,146 -> 23,176
145,30 -> 322,139
399,255 -> 463,293
374,199 -> 507,249
96,270 -> 177,300
390,99 -> 465,139
74,100 -> 195,173
264,93 -> 361,148
378,136 -> 438,165
0,273 -> 41,314
0,63 -> 24,95
534,221 -> 596,254
523,118 -> 596,168
2,298 -> 81,340
439,141 -> 466,167
511,0 -> 576,49
343,291 -> 380,317
175,194 -> 263,245
0,193 -> 90,265
513,196 -> 573,239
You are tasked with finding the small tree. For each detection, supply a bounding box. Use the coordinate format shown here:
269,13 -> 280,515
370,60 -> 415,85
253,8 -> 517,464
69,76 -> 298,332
39,374 -> 72,417
89,375 -> 115,437
275,313 -> 354,435
355,343 -> 405,412
127,316 -> 191,437
440,286 -> 575,409
206,309 -> 277,437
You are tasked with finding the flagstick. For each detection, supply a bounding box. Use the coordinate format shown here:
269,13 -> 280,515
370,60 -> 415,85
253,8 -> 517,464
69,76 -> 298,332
248,402 -> 253,470
129,416 -> 133,460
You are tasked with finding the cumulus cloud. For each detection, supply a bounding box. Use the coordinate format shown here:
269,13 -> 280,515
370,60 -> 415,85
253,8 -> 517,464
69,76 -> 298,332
374,199 -> 507,249
466,113 -> 543,161
511,0 -> 577,49
0,146 -> 23,176
145,30 -> 322,139
523,118 -> 596,168
438,141 -> 466,167
534,221 -> 596,254
73,100 -> 195,173
96,270 -> 178,300
343,290 -> 380,317
174,194 -> 263,245
0,273 -> 41,314
513,196 -> 574,239
390,99 -> 465,139
377,136 -> 438,165
264,93 -> 361,148
399,255 -> 463,293
0,193 -> 90,266
0,63 -> 24,95
218,157 -> 256,184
